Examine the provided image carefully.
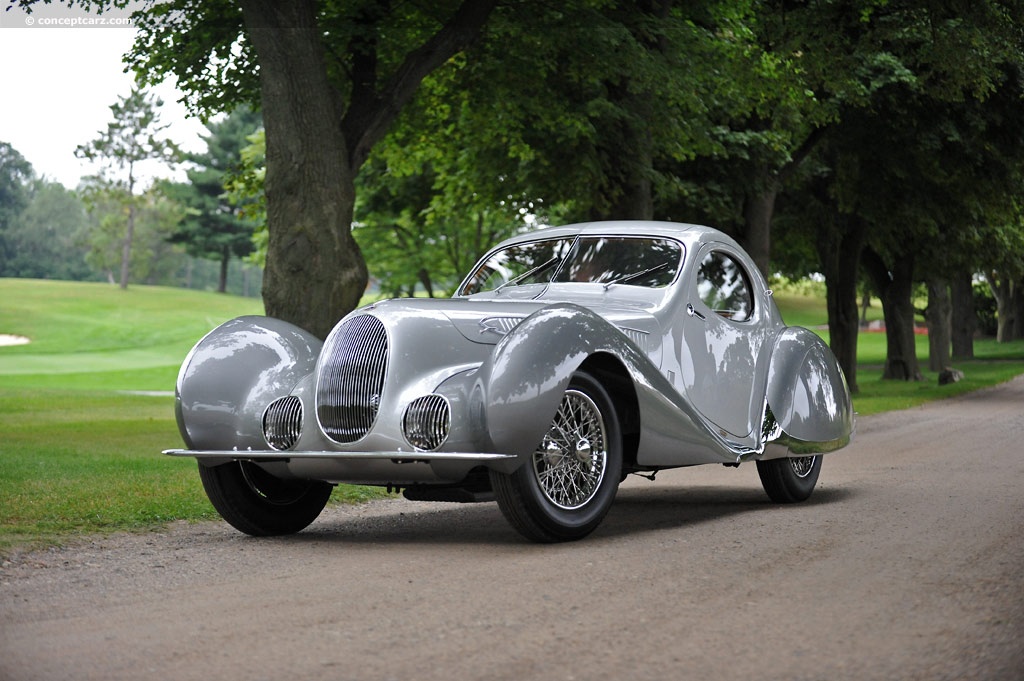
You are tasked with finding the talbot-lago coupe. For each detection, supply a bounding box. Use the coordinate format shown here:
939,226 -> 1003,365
166,221 -> 853,542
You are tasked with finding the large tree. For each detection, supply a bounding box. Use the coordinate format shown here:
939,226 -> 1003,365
664,0 -> 1024,280
165,106 -> 262,293
75,85 -> 178,289
116,0 -> 498,338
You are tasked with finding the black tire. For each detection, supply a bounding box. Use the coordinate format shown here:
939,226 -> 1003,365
490,371 -> 622,543
198,461 -> 333,536
756,455 -> 821,503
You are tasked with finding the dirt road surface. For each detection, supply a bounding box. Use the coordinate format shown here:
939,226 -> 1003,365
2,376 -> 1023,681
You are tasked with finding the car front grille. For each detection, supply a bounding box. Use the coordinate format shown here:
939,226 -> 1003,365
316,315 -> 389,443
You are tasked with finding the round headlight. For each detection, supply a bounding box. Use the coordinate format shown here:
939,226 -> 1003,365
402,395 -> 451,451
263,395 -> 303,451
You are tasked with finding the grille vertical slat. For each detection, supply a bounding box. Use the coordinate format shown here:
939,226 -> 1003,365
317,315 -> 389,443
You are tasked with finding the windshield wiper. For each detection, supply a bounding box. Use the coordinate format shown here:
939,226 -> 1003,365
603,262 -> 669,289
495,257 -> 560,293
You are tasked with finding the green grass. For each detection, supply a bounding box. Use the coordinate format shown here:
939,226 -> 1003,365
0,279 -> 389,556
1,278 -> 1022,556
851,353 -> 1024,415
0,389 -> 213,547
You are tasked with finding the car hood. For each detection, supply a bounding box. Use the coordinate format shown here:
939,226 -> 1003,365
358,295 -> 662,358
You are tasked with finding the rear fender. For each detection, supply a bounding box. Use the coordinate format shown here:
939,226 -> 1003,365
765,327 -> 854,451
175,316 -> 322,450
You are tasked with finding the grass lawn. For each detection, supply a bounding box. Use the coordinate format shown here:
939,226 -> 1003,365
0,280 -> 388,555
1,278 -> 1022,555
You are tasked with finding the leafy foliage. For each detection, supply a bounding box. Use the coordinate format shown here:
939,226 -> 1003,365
2,180 -> 93,281
164,106 -> 262,293
76,84 -> 180,289
0,141 -> 35,273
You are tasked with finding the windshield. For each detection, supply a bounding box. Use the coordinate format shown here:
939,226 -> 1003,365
459,235 -> 682,295
553,237 -> 681,287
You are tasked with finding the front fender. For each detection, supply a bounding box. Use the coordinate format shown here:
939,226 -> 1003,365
175,316 -> 322,450
765,327 -> 854,450
473,305 -> 592,458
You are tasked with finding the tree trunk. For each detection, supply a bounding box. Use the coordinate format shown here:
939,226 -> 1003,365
741,178 -> 779,279
739,127 -> 827,279
241,0 -> 496,337
120,171 -> 136,290
860,290 -> 871,326
603,157 -> 654,220
607,119 -> 654,220
120,200 -> 134,290
950,269 -> 975,359
863,247 -> 923,381
986,272 -> 1017,343
417,268 -> 435,298
218,247 -> 229,294
1013,278 -> 1024,340
816,214 -> 866,394
925,277 -> 952,372
242,0 -> 367,339
587,84 -> 654,222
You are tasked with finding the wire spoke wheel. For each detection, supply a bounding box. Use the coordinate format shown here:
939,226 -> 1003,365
490,371 -> 622,542
533,389 -> 607,510
789,456 -> 817,479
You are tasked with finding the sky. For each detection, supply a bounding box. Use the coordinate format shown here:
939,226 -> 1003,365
0,20 -> 208,189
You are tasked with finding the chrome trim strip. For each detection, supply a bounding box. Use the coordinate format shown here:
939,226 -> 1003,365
163,449 -> 516,462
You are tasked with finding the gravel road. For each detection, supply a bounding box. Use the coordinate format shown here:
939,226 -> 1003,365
2,375 -> 1023,681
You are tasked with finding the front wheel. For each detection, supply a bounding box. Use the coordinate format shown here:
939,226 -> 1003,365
198,461 -> 333,536
756,455 -> 821,503
490,371 -> 623,542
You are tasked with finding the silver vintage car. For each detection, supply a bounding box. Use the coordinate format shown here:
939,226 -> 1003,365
167,221 -> 853,542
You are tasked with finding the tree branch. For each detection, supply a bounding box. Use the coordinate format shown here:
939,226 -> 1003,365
778,123 -> 830,184
343,0 -> 499,171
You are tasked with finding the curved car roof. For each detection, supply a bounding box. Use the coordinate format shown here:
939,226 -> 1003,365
492,220 -> 742,251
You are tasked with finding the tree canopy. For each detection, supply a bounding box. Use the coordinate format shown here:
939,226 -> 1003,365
10,0 -> 1024,372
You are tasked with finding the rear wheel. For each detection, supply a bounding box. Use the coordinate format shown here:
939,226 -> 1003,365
491,371 -> 622,542
756,455 -> 821,503
198,461 -> 333,536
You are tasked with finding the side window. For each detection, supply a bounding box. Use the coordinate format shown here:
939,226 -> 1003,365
696,251 -> 753,322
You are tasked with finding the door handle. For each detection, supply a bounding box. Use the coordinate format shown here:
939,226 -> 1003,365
686,303 -> 706,321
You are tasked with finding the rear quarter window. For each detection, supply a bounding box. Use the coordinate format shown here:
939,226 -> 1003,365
696,251 -> 753,321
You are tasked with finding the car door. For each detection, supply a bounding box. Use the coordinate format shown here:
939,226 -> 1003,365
679,244 -> 769,439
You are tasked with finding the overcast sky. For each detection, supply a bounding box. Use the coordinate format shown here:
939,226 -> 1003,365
0,22 -> 207,189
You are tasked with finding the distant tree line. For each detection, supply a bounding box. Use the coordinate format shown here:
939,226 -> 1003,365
0,93 -> 264,297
